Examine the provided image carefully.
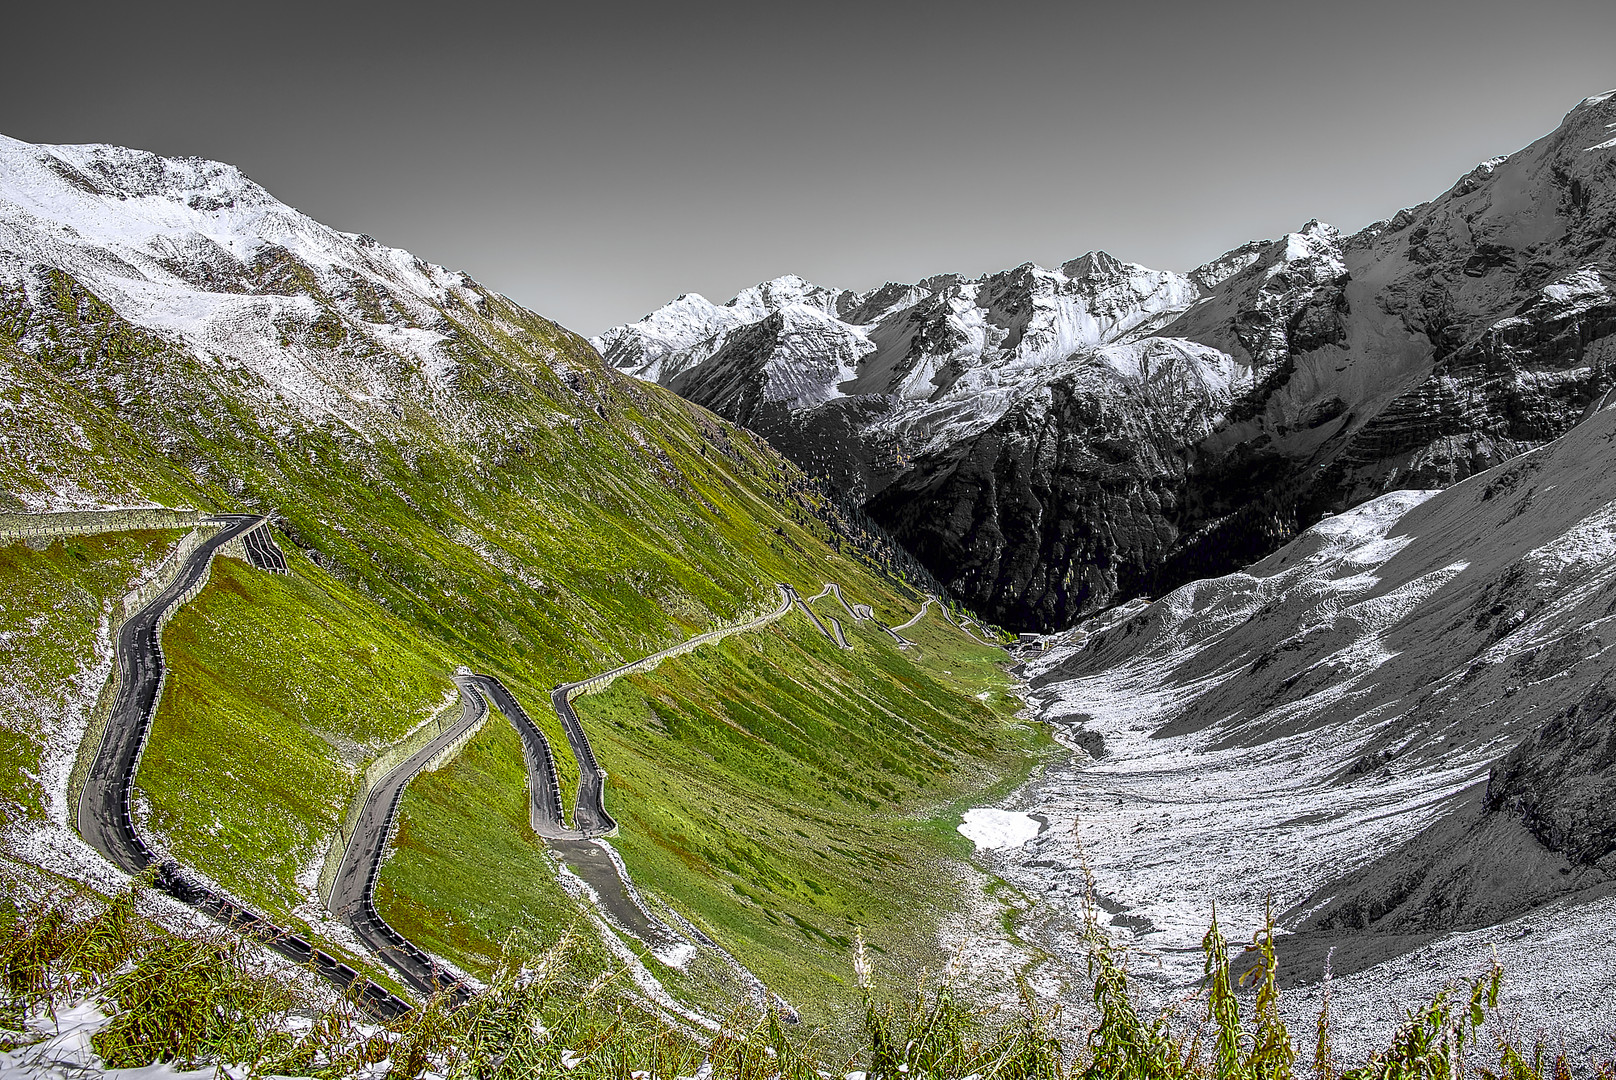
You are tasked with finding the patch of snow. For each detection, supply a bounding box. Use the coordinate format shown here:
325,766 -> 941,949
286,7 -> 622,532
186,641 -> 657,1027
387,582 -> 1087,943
1539,266 -> 1611,309
957,808 -> 1042,851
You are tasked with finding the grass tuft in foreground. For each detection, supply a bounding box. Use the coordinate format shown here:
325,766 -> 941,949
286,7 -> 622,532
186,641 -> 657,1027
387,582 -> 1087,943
4,875 -> 1612,1080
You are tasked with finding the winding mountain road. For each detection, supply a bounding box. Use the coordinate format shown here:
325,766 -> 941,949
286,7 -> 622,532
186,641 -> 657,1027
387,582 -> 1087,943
465,673 -> 582,839
549,684 -> 619,835
825,582 -> 874,623
817,582 -> 917,647
889,592 -> 998,646
933,595 -> 997,645
481,578 -> 985,972
73,514 -> 413,1018
74,525 -> 997,1018
326,682 -> 485,1003
890,596 -> 935,633
783,584 -> 848,649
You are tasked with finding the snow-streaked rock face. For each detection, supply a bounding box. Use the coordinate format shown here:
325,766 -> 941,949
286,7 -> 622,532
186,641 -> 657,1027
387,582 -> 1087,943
996,392 -> 1616,1055
0,133 -> 536,439
669,304 -> 875,418
594,274 -> 854,386
595,252 -> 1201,490
602,91 -> 1616,632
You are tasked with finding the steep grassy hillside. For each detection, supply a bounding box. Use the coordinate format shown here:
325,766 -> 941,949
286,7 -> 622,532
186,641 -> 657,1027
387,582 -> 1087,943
383,605 -> 1041,1020
136,551 -> 455,921
0,529 -> 185,835
1,263 -> 1034,1021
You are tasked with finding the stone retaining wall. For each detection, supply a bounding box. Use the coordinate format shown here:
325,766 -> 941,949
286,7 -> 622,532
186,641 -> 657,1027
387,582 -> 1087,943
423,706 -> 489,774
0,507 -> 204,543
565,589 -> 794,700
316,692 -> 468,908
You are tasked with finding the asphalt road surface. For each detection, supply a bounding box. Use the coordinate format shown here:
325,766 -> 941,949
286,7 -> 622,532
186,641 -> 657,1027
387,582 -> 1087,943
547,838 -> 691,957
549,684 -> 619,835
463,673 -> 584,839
891,596 -> 935,633
326,682 -> 485,1003
826,582 -> 864,622
781,583 -> 843,647
74,514 -> 412,1018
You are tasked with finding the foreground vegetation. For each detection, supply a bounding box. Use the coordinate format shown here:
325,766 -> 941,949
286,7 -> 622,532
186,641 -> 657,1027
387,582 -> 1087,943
3,874 -> 1607,1080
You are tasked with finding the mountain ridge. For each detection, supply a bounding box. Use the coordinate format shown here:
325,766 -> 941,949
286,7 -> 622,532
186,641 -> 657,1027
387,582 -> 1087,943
599,90 -> 1616,631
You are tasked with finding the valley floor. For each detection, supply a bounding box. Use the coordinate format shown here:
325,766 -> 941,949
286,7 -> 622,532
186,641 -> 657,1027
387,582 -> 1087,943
963,422 -> 1616,1060
973,720 -> 1616,1062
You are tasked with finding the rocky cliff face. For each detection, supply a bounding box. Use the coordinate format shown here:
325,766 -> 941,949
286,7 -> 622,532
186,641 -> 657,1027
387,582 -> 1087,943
601,91 -> 1616,630
1486,683 -> 1616,868
999,391 -> 1616,1036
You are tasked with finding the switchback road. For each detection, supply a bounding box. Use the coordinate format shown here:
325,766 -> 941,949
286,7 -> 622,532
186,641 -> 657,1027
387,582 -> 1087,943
73,514 -> 413,1018
891,595 -> 935,632
326,682 -> 484,1002
464,673 -> 583,839
76,528 -> 996,1018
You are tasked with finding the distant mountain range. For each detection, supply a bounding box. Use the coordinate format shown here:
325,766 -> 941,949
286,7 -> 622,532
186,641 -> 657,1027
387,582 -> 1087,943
598,91 -> 1616,631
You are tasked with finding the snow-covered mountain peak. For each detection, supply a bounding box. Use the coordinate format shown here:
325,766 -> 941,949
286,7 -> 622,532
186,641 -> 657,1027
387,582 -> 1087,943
592,274 -> 852,384
2,135 -> 268,206
1277,220 -> 1346,276
725,273 -> 847,319
1059,249 -> 1126,280
1188,240 -> 1270,291
0,133 -> 529,432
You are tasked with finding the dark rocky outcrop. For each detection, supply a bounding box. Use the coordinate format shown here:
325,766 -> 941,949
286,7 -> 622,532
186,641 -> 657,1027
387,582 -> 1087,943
1487,683 -> 1616,866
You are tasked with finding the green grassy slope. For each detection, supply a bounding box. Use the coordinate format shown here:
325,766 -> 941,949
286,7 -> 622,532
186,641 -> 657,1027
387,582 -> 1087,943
137,552 -> 455,920
0,530 -> 185,832
0,268 -> 1036,1020
382,602 -> 1043,1022
588,612 -> 1041,1012
377,716 -> 582,972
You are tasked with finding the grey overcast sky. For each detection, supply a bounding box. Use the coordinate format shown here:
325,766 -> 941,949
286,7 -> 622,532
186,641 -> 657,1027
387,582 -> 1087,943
3,1 -> 1614,336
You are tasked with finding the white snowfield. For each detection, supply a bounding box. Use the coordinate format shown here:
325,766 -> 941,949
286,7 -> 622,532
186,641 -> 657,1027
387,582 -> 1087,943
956,807 -> 1043,851
988,391 -> 1616,1057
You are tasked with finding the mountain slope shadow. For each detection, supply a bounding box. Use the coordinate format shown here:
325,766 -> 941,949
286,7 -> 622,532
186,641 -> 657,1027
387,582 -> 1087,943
1275,783 -> 1616,984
